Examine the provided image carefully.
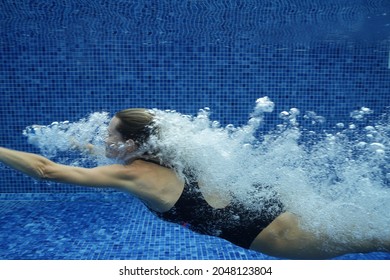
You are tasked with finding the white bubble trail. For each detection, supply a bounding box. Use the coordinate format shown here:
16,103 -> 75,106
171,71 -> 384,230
23,98 -> 390,249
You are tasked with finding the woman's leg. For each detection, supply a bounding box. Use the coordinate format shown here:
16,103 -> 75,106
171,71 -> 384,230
249,212 -> 388,259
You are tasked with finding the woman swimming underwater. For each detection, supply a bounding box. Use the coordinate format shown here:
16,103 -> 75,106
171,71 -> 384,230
1,108 -> 390,259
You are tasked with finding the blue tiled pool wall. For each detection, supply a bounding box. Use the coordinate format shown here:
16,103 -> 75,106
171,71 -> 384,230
1,0 -> 389,193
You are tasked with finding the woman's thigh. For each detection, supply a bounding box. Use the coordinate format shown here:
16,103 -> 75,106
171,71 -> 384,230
249,212 -> 358,259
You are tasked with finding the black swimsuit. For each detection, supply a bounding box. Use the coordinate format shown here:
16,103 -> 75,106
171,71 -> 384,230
148,175 -> 285,249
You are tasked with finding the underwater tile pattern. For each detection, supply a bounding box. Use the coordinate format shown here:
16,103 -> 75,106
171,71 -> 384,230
1,192 -> 389,260
1,0 -> 389,193
0,0 -> 390,261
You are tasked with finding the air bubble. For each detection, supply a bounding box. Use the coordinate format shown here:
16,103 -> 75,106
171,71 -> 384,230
369,142 -> 386,152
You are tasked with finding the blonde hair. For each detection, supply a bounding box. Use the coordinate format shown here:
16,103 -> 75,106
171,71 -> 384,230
115,108 -> 155,143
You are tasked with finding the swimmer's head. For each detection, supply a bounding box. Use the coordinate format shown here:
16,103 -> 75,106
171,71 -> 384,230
105,108 -> 155,159
114,108 -> 155,143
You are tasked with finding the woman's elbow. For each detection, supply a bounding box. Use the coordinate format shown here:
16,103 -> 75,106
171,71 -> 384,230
33,160 -> 56,181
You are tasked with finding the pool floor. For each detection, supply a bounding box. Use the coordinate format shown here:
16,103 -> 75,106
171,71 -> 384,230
0,192 -> 389,260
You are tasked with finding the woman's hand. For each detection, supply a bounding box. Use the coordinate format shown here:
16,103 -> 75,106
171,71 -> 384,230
70,138 -> 95,154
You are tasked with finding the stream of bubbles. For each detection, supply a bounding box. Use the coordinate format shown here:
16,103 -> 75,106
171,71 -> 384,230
23,97 -> 390,248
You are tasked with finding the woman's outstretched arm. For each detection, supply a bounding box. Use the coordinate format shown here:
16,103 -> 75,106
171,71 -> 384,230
0,147 -> 51,179
0,146 -> 135,189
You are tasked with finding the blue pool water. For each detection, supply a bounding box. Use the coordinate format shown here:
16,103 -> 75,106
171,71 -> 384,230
1,0 -> 390,260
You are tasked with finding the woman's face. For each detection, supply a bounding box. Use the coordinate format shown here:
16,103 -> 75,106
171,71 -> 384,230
105,117 -> 127,158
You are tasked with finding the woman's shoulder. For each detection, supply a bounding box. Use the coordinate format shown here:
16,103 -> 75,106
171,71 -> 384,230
127,158 -> 175,177
124,159 -> 185,211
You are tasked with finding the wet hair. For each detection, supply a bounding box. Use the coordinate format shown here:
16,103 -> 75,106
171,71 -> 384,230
114,108 -> 155,144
